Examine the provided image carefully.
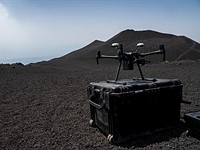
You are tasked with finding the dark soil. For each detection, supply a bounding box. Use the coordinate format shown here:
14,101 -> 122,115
0,59 -> 200,150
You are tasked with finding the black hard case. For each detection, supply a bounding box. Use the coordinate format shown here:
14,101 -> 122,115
184,111 -> 200,139
87,78 -> 182,143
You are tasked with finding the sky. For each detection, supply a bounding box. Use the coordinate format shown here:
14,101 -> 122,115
0,0 -> 200,64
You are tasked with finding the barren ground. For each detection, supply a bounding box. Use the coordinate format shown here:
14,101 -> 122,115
0,60 -> 200,149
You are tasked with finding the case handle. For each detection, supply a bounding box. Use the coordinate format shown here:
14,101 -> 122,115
88,96 -> 105,109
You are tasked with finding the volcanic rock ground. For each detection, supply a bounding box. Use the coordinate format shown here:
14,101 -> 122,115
0,59 -> 200,150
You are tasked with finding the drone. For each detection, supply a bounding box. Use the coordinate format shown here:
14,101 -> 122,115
96,42 -> 166,81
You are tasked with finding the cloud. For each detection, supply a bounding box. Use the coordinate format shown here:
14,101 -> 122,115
0,3 -> 33,58
0,3 -> 9,20
0,2 -> 104,60
0,2 -> 78,60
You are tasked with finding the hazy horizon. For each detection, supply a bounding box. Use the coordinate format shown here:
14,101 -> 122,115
0,56 -> 58,65
0,0 -> 200,64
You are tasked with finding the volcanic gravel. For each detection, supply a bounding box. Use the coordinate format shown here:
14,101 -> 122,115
0,60 -> 200,150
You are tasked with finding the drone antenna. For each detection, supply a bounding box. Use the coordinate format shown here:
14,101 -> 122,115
135,43 -> 144,52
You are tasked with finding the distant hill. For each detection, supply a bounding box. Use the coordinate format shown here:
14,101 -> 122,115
42,29 -> 200,66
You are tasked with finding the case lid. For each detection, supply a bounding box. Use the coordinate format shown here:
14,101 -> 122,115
89,78 -> 182,93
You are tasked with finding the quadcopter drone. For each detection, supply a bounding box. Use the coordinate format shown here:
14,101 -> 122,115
96,42 -> 166,81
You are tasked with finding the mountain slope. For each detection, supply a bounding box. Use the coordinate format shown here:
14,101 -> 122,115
42,40 -> 105,66
42,29 -> 200,66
